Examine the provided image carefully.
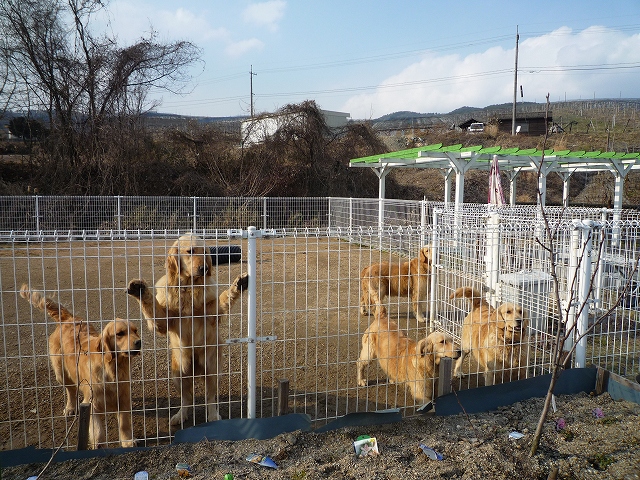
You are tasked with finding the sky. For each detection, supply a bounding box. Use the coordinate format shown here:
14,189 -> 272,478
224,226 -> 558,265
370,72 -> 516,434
98,0 -> 640,120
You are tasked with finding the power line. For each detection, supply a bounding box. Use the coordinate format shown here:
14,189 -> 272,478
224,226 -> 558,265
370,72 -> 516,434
160,61 -> 640,110
176,25 -> 640,87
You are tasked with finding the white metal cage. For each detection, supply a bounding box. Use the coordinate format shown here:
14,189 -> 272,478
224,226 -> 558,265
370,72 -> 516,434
1,196 -> 638,452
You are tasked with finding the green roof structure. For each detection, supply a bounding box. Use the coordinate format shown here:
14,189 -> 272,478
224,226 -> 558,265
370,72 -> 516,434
349,143 -> 640,227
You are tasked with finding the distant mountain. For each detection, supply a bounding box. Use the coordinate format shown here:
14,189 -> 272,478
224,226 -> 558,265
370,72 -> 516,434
447,106 -> 484,115
375,111 -> 438,122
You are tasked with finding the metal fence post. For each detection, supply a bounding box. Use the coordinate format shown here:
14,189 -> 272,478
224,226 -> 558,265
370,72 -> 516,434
263,197 -> 267,230
575,220 -> 594,368
277,379 -> 290,416
77,403 -> 91,450
429,208 -> 441,330
192,196 -> 198,232
437,357 -> 453,397
420,196 -> 427,247
563,220 -> 582,361
485,212 -> 501,306
247,226 -> 258,419
35,195 -> 40,232
117,195 -> 122,234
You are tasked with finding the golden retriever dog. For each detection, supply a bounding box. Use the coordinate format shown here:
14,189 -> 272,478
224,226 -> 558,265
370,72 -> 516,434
357,306 -> 460,404
450,287 -> 528,386
360,246 -> 432,323
127,234 -> 248,428
20,285 -> 141,449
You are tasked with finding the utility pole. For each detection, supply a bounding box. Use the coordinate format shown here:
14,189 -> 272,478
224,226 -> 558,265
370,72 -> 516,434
511,26 -> 519,136
250,65 -> 257,118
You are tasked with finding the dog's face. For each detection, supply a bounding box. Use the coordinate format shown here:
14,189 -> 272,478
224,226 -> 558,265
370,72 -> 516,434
166,234 -> 213,282
102,320 -> 142,360
496,302 -> 526,337
419,246 -> 432,268
415,331 -> 461,368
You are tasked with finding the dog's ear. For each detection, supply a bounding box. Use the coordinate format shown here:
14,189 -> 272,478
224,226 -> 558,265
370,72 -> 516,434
421,247 -> 432,266
166,245 -> 181,280
417,337 -> 432,356
205,250 -> 213,277
413,337 -> 433,369
496,304 -> 511,329
374,304 -> 387,319
99,325 -> 115,363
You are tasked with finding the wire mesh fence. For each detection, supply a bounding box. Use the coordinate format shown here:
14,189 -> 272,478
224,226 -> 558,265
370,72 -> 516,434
0,197 -> 638,452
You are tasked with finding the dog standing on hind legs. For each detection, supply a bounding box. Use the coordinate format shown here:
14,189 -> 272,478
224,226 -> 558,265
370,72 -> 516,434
20,285 -> 141,449
127,234 -> 248,428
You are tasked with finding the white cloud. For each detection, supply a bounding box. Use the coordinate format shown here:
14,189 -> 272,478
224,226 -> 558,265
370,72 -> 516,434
343,26 -> 640,119
225,38 -> 265,57
242,1 -> 286,32
156,7 -> 229,42
97,2 -> 229,44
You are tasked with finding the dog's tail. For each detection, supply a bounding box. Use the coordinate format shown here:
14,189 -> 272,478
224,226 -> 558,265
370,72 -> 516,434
449,287 -> 487,310
20,284 -> 76,323
374,303 -> 388,319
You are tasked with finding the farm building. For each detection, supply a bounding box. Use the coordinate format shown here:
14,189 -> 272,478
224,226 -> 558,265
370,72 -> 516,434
457,118 -> 483,131
490,111 -> 552,135
241,109 -> 350,145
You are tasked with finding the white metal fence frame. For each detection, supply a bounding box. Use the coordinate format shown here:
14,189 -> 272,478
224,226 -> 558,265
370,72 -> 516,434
1,196 -> 639,452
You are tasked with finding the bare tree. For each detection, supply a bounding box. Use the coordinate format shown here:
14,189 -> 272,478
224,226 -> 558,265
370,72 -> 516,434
0,0 -> 201,192
0,36 -> 15,119
529,95 -> 639,456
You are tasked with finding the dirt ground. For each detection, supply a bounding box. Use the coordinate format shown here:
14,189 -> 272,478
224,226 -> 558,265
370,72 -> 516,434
1,236 -> 639,479
1,235 -> 453,452
3,391 -> 640,479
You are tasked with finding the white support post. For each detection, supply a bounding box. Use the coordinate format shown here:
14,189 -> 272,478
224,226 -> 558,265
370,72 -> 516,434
531,158 -> 557,209
35,195 -> 40,232
192,197 -> 198,232
443,169 -> 453,208
117,196 -> 122,234
349,197 -> 353,230
508,170 -> 519,207
429,208 -> 442,331
263,197 -> 267,230
558,170 -> 575,208
454,168 -> 465,212
575,220 -> 594,368
594,209 -> 610,304
537,172 -> 547,207
246,226 -> 258,419
420,197 -> 427,247
448,151 -> 485,232
563,178 -> 570,208
564,221 -> 581,357
375,166 -> 389,232
485,212 -> 501,306
612,174 -> 623,248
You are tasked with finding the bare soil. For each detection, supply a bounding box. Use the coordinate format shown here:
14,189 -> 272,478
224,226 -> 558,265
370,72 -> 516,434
3,392 -> 640,479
